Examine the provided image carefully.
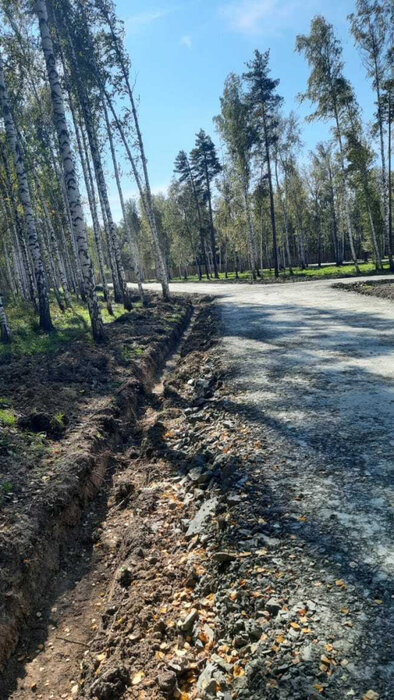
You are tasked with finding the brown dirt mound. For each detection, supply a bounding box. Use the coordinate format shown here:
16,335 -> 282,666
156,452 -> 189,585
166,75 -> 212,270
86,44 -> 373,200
334,279 -> 394,301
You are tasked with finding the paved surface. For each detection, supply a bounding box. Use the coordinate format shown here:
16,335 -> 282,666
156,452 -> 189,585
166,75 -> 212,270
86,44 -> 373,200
138,277 -> 394,695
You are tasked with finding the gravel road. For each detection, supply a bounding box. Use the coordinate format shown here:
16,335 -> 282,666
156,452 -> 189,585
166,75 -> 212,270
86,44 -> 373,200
138,277 -> 394,697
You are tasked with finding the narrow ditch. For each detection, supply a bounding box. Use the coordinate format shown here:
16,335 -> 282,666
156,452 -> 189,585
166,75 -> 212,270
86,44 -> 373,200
0,300 -> 196,699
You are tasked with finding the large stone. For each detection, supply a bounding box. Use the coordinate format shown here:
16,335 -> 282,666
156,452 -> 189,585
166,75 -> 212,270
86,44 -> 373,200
186,497 -> 218,538
179,608 -> 198,633
197,662 -> 217,698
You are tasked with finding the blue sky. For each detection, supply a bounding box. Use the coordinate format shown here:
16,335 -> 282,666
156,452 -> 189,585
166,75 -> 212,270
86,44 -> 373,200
108,0 -> 375,220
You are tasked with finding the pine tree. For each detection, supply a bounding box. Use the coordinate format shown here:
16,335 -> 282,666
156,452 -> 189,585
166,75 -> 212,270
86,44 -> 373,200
243,50 -> 282,277
190,130 -> 222,278
214,74 -> 258,280
174,150 -> 210,278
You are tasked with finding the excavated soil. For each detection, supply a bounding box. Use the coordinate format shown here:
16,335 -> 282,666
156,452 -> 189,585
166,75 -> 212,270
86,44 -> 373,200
0,294 -> 192,690
335,279 -> 394,301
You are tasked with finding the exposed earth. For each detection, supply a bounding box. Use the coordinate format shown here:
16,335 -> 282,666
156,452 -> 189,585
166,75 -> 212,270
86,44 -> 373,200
2,276 -> 394,700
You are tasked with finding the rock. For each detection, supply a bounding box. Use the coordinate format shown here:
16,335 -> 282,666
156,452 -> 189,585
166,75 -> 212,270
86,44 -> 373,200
246,620 -> 261,641
211,654 -> 232,674
212,551 -> 237,564
188,467 -> 210,484
186,498 -> 218,538
364,692 -> 379,700
71,685 -> 79,697
197,662 -> 217,698
300,644 -> 313,662
265,598 -> 282,616
233,634 -> 249,648
259,534 -> 280,549
201,623 -> 215,643
158,670 -> 177,696
179,608 -> 198,633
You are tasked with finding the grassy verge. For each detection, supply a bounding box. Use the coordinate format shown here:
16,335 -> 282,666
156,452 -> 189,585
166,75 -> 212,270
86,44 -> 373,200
168,261 -> 393,283
0,294 -> 127,359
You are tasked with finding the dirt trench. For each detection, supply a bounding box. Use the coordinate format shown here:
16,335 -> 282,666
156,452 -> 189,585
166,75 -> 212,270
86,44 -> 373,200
0,296 -> 196,698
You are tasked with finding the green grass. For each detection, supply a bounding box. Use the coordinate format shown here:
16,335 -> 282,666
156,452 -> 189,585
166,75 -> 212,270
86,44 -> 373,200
291,262 -> 380,279
0,294 -> 126,359
0,409 -> 16,426
170,261 -> 392,283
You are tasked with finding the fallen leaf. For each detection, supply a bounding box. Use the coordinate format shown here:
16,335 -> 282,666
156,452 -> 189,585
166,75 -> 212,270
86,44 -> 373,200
132,671 -> 145,685
233,665 -> 245,678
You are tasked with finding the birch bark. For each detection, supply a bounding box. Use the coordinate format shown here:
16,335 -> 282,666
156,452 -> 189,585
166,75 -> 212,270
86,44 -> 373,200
0,54 -> 52,330
0,295 -> 11,343
34,0 -> 104,340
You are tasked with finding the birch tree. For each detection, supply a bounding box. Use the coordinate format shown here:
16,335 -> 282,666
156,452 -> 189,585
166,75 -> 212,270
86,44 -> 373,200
214,74 -> 258,280
296,16 -> 360,272
0,54 -> 52,330
349,0 -> 393,270
34,0 -> 104,340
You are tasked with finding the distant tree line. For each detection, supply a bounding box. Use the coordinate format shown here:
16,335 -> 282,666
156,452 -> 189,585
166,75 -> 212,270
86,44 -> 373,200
0,1 -> 392,344
132,3 -> 393,282
0,0 -> 169,343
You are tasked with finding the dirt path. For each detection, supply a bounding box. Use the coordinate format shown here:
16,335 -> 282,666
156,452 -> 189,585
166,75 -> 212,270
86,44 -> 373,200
5,279 -> 394,699
135,277 -> 394,697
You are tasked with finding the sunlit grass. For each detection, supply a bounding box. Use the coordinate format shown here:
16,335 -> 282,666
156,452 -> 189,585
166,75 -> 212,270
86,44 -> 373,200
0,409 -> 16,426
170,261 -> 392,283
0,294 -> 126,359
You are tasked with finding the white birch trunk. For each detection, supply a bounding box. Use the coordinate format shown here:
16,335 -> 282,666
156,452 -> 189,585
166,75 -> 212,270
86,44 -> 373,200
241,176 -> 257,280
98,9 -> 169,298
34,0 -> 104,340
103,90 -> 170,297
54,16 -> 129,310
334,112 -> 360,272
33,168 -> 72,306
0,295 -> 11,343
3,240 -> 17,297
74,118 -> 110,304
103,103 -> 145,303
0,55 -> 52,330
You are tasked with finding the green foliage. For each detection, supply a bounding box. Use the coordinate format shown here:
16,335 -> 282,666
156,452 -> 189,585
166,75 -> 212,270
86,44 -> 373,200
0,295 -> 124,359
0,408 -> 16,426
170,261 -> 390,282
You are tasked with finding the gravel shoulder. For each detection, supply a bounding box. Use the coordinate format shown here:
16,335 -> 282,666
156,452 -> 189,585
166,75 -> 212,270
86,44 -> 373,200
131,276 -> 394,698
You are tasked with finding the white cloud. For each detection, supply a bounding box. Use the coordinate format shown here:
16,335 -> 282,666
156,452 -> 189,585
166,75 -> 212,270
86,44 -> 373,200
181,34 -> 192,49
125,9 -> 171,34
219,0 -> 315,36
